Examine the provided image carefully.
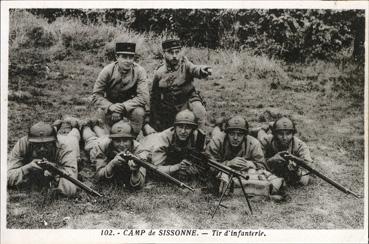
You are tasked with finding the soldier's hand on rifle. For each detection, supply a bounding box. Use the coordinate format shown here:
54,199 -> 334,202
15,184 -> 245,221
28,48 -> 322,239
217,172 -> 230,195
26,159 -> 44,172
111,153 -> 127,168
111,112 -> 122,122
227,157 -> 255,170
128,160 -> 139,172
267,151 -> 288,166
201,66 -> 212,77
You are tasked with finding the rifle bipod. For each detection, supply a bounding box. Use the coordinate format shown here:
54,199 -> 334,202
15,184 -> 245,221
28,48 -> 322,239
211,174 -> 253,218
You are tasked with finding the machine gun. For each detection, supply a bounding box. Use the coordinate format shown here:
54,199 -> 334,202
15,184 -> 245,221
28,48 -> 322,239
36,159 -> 103,197
119,152 -> 195,192
183,149 -> 253,218
280,152 -> 360,198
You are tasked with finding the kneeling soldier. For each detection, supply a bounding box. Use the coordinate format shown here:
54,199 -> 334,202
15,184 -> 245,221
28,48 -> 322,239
89,121 -> 146,189
206,116 -> 284,198
91,42 -> 149,136
258,117 -> 312,186
139,109 -> 205,182
8,122 -> 78,197
149,39 -> 211,132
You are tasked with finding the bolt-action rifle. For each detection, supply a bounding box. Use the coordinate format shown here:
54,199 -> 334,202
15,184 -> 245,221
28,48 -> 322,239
280,152 -> 360,198
36,159 -> 103,197
183,149 -> 253,217
119,152 -> 195,192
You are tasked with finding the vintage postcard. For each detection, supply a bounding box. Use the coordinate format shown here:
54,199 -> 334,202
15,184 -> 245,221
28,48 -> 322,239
1,1 -> 368,243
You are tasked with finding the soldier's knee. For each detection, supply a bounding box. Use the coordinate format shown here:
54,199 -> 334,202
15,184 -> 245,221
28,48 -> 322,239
131,107 -> 145,120
190,101 -> 206,118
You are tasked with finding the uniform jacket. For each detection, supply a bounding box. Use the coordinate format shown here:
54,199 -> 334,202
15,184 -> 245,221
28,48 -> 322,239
89,137 -> 146,189
137,127 -> 204,166
92,61 -> 149,113
259,134 -> 312,163
206,132 -> 266,169
7,136 -> 78,196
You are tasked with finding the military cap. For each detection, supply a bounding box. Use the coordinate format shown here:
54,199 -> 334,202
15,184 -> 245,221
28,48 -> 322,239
109,121 -> 135,139
225,116 -> 249,133
174,109 -> 197,126
272,117 -> 296,134
162,39 -> 181,51
116,42 -> 136,55
28,121 -> 57,143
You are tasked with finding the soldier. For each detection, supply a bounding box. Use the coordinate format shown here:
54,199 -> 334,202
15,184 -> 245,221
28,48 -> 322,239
8,122 -> 78,197
88,120 -> 146,189
149,39 -> 212,132
92,42 -> 149,136
138,109 -> 206,182
258,117 -> 312,186
206,116 -> 284,198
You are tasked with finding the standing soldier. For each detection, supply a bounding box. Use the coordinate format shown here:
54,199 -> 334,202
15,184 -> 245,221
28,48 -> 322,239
87,120 -> 146,189
139,109 -> 206,183
92,42 -> 149,136
8,122 -> 78,197
206,116 -> 285,199
258,117 -> 312,186
149,39 -> 212,132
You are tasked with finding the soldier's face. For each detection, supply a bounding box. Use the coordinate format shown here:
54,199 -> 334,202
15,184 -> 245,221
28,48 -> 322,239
116,53 -> 134,71
275,130 -> 293,149
227,129 -> 245,148
164,48 -> 181,66
175,124 -> 193,142
112,137 -> 133,153
31,142 -> 56,160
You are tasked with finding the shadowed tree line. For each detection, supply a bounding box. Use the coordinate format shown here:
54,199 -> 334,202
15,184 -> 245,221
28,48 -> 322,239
25,8 -> 365,63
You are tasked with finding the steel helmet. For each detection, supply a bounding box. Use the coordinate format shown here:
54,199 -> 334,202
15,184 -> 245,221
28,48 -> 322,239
272,117 -> 296,134
28,122 -> 57,143
109,121 -> 135,139
174,109 -> 197,126
225,116 -> 249,133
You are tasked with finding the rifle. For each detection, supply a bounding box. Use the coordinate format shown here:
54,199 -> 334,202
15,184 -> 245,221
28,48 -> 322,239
36,159 -> 103,197
280,152 -> 361,198
184,149 -> 253,217
119,152 -> 195,192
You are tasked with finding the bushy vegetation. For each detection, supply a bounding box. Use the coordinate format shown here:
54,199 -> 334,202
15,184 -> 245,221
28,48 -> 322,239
26,8 -> 365,62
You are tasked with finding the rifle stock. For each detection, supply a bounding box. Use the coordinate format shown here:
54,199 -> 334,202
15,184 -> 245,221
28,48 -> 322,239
37,159 -> 103,197
280,152 -> 360,198
120,152 -> 195,192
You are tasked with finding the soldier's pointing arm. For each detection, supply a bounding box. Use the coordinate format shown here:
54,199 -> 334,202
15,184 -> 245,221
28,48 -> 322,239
185,57 -> 211,79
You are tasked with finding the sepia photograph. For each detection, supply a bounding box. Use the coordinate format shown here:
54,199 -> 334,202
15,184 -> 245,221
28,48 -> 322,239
1,1 -> 367,243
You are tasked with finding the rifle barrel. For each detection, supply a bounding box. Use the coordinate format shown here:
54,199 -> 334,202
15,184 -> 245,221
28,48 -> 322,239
38,161 -> 103,197
281,153 -> 360,198
122,152 -> 195,192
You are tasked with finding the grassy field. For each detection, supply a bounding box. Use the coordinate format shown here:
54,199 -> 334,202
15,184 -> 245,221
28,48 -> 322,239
6,10 -> 365,229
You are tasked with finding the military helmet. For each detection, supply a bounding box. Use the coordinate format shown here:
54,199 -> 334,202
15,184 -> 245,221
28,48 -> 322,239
109,121 -> 135,139
28,122 -> 57,143
272,117 -> 296,134
225,116 -> 249,133
174,109 -> 197,126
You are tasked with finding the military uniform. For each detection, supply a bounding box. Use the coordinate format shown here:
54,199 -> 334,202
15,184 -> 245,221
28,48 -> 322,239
89,137 -> 146,189
137,127 -> 205,182
150,56 -> 208,132
8,136 -> 78,196
92,61 -> 149,133
206,131 -> 284,196
258,132 -> 312,185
